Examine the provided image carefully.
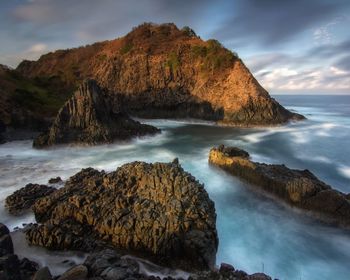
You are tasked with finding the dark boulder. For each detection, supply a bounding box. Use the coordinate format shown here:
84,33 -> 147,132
26,161 -> 218,271
209,145 -> 350,227
33,79 -> 160,148
48,177 -> 62,184
5,184 -> 56,215
0,223 -> 38,280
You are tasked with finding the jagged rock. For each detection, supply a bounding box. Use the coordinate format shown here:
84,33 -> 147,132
33,79 -> 160,148
48,177 -> 62,184
26,161 -> 218,270
191,264 -> 272,280
5,184 -> 56,215
84,250 -> 270,280
17,23 -> 304,127
209,145 -> 350,227
0,223 -> 38,280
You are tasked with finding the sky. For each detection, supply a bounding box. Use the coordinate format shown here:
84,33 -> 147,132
0,0 -> 349,94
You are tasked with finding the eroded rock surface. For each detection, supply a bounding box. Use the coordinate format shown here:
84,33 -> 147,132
5,184 -> 56,215
33,79 -> 160,148
26,161 -> 218,270
209,145 -> 350,227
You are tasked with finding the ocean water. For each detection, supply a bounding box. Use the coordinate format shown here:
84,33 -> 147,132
1,95 -> 350,279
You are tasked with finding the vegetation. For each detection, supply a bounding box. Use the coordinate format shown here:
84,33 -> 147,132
165,51 -> 180,71
191,39 -> 238,72
120,41 -> 133,54
181,26 -> 197,37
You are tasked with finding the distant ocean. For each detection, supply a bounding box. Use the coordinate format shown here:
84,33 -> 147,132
1,95 -> 350,280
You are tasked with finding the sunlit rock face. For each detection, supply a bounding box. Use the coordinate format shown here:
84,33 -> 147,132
17,23 -> 304,126
26,160 -> 218,271
209,145 -> 350,227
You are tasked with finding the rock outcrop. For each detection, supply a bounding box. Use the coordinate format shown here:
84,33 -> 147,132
17,23 -> 304,126
25,160 -> 218,270
5,184 -> 56,215
33,79 -> 160,147
209,145 -> 350,227
0,223 -> 38,280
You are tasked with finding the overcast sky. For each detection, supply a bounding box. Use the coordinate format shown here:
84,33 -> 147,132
1,0 -> 349,94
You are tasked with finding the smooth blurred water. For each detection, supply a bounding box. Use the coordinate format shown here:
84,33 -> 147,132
1,95 -> 350,280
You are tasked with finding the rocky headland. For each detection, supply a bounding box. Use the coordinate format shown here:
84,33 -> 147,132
209,145 -> 350,227
17,23 -> 303,127
33,79 -> 160,147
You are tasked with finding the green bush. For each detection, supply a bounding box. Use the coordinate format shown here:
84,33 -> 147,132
191,39 -> 238,72
120,42 -> 133,54
165,51 -> 180,71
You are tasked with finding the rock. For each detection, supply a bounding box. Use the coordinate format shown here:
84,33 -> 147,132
17,23 -> 304,127
84,249 -> 161,280
249,273 -> 272,280
57,264 -> 87,280
209,145 -> 350,227
48,177 -> 62,184
0,224 -> 10,238
5,184 -> 56,215
0,235 -> 14,257
33,79 -> 160,148
32,267 -> 52,280
0,224 -> 38,279
26,161 -> 218,270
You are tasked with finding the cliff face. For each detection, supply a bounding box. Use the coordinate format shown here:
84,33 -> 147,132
33,79 -> 159,147
17,23 -> 304,126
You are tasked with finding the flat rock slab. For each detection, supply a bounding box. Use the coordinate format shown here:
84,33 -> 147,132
209,145 -> 350,227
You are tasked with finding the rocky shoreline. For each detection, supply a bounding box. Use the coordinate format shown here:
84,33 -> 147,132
2,159 -> 272,280
209,145 -> 350,227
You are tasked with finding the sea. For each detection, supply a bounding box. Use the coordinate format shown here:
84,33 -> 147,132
0,95 -> 349,280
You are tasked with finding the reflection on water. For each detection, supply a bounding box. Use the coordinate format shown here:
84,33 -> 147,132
1,95 -> 350,280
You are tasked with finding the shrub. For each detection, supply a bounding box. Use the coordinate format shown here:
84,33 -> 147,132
120,42 -> 133,54
165,51 -> 180,71
182,26 -> 197,37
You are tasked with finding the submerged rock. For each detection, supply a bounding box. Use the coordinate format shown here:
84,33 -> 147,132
209,145 -> 350,227
5,184 -> 56,216
33,79 -> 160,148
26,161 -> 218,270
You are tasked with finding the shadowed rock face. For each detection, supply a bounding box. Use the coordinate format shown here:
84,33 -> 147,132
209,145 -> 350,227
17,23 -> 304,126
33,79 -> 160,147
26,160 -> 218,271
0,223 -> 38,280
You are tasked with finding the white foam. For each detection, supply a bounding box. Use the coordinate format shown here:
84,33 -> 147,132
338,165 -> 350,179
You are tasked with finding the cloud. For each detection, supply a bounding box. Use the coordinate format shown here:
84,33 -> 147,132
336,55 -> 350,71
213,0 -> 344,47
